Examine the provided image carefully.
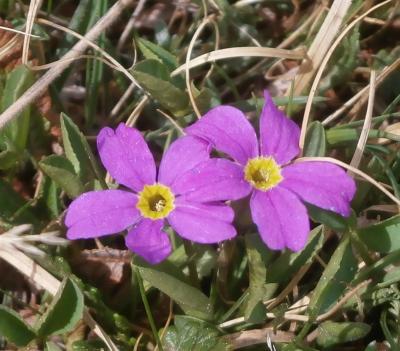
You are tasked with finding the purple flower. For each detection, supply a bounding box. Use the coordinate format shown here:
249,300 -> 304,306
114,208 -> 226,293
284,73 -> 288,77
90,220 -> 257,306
65,124 -> 240,264
186,91 -> 356,251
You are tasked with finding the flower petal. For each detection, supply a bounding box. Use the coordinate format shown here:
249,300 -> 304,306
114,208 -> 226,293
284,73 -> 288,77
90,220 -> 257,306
174,158 -> 251,202
97,123 -> 156,192
125,219 -> 171,264
259,91 -> 300,164
65,190 -> 140,239
158,136 -> 210,190
250,187 -> 310,251
186,106 -> 258,165
167,199 -> 236,243
281,161 -> 356,216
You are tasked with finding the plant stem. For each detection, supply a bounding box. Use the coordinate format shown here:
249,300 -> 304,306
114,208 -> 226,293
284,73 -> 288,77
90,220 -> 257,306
135,267 -> 164,351
183,240 -> 200,288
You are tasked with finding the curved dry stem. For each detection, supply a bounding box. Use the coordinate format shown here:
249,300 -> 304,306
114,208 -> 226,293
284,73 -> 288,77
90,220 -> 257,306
201,19 -> 220,86
349,70 -> 376,170
110,82 -> 136,118
37,18 -> 141,89
296,156 -> 400,207
157,109 -> 185,135
299,0 -> 393,150
0,26 -> 39,37
316,279 -> 371,322
30,54 -> 120,71
266,263 -> 312,311
172,47 -> 306,76
0,0 -> 136,132
23,0 -> 43,65
0,35 -> 19,61
185,17 -> 214,119
323,57 -> 400,125
290,0 -> 352,97
117,0 -> 147,51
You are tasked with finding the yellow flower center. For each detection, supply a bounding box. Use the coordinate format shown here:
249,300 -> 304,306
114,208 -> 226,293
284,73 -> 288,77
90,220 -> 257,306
244,156 -> 283,191
136,184 -> 175,219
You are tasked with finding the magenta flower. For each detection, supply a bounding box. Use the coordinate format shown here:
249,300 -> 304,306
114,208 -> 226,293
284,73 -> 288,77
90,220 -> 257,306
186,91 -> 356,251
65,124 -> 243,264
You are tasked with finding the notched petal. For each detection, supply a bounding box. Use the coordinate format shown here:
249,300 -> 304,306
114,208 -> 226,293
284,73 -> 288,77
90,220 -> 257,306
97,123 -> 156,192
186,105 -> 258,165
259,91 -> 300,165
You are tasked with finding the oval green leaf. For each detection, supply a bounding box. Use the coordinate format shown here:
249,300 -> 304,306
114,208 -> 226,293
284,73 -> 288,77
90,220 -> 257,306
36,278 -> 84,337
0,306 -> 36,347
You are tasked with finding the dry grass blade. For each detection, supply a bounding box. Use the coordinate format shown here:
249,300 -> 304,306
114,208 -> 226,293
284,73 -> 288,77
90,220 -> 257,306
185,17 -> 214,119
349,70 -> 376,170
224,328 -> 294,350
0,26 -> 39,37
0,246 -> 119,351
0,35 -> 19,62
36,19 -> 140,88
22,0 -> 43,65
299,0 -> 393,150
171,47 -> 306,76
117,0 -> 147,51
289,0 -> 352,96
0,0 -> 136,132
323,57 -> 400,125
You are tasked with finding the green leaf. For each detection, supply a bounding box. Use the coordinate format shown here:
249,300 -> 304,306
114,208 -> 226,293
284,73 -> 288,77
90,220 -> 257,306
59,0 -> 106,52
267,226 -> 324,283
303,121 -> 326,157
39,176 -> 61,218
60,113 -> 93,182
0,306 -> 36,347
39,155 -> 84,198
191,82 -> 213,115
316,321 -> 371,348
243,233 -> 273,322
308,236 -> 358,315
358,215 -> 400,254
137,38 -> 178,70
306,204 -> 351,232
133,257 -> 213,320
36,278 -> 84,337
132,59 -> 189,116
319,26 -> 360,92
0,179 -> 38,225
0,65 -> 34,151
0,144 -> 20,170
163,316 -> 231,351
84,0 -> 107,126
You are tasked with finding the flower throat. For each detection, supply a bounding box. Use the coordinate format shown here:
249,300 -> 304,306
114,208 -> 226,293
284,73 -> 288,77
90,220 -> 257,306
137,184 -> 175,219
244,156 -> 283,191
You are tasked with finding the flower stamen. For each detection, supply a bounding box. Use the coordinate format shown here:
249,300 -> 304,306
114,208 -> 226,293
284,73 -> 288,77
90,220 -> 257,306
137,184 -> 175,219
244,156 -> 283,191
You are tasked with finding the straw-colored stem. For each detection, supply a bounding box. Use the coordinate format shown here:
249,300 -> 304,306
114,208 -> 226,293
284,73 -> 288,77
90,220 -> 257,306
0,0 -> 136,132
298,0 -> 393,151
349,70 -> 376,170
